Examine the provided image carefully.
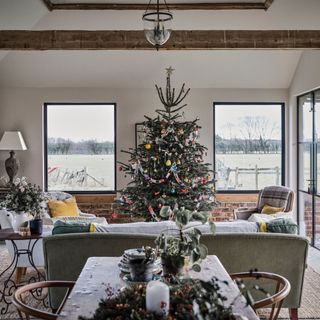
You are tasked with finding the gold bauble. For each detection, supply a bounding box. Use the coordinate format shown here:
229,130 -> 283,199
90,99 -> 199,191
165,160 -> 172,167
145,143 -> 151,150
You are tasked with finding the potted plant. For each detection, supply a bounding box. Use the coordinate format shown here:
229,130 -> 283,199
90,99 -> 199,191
3,177 -> 45,234
155,206 -> 215,276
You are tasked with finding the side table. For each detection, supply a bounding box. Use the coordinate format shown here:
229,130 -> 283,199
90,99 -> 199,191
0,228 -> 46,314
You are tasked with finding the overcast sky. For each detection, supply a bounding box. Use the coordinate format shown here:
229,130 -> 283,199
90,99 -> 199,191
47,104 -> 115,142
215,104 -> 282,140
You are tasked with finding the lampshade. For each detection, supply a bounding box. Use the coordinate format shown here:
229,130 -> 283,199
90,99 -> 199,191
0,131 -> 27,151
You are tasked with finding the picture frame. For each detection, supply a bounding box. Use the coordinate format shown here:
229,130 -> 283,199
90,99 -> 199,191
135,123 -> 148,148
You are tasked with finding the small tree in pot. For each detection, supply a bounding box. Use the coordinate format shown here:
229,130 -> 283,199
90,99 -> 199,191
155,206 -> 215,276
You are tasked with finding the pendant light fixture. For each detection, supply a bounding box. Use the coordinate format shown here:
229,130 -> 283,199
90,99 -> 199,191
142,0 -> 173,50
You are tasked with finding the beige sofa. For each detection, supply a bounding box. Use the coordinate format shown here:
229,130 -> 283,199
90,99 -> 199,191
43,232 -> 309,319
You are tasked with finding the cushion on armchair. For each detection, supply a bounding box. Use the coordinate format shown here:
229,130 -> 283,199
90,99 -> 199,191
261,204 -> 285,214
48,197 -> 80,218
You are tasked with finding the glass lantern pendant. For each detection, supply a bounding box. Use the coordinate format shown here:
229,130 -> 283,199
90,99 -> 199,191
142,0 -> 173,50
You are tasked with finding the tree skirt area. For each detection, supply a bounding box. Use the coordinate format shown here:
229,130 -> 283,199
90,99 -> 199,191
0,245 -> 319,320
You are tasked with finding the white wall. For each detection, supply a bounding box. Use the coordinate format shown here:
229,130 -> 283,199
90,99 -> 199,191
0,87 -> 288,191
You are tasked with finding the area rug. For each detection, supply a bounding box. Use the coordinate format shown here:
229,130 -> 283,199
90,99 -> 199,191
0,245 -> 319,320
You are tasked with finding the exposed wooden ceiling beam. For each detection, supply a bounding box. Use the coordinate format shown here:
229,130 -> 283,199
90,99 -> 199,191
42,0 -> 274,11
0,30 -> 319,50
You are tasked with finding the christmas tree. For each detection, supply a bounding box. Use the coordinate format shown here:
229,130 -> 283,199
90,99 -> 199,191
118,67 -> 216,221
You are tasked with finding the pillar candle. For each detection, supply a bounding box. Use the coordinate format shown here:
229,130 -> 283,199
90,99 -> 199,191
146,280 -> 170,316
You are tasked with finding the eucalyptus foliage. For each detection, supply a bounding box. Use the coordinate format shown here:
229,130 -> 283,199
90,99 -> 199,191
155,206 -> 215,272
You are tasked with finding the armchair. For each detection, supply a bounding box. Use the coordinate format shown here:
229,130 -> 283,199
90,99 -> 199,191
234,186 -> 295,221
43,191 -> 107,225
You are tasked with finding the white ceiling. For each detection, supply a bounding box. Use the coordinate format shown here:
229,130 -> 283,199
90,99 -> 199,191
0,0 -> 318,89
0,50 -> 302,89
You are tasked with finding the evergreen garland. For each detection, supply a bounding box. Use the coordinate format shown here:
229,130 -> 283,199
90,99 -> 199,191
79,277 -> 236,320
117,67 -> 217,221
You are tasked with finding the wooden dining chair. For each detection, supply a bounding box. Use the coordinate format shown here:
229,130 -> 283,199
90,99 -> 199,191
13,280 -> 75,320
230,271 -> 291,320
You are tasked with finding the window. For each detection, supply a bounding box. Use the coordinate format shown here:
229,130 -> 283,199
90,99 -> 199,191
213,103 -> 285,192
297,89 -> 320,249
44,103 -> 116,193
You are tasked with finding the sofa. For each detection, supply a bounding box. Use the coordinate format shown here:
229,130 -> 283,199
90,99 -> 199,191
43,232 -> 309,318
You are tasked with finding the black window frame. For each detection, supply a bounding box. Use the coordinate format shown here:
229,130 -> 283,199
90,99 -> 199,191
213,102 -> 286,194
43,102 -> 117,194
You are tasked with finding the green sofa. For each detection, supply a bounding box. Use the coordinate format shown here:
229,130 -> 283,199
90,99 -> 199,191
43,232 -> 309,318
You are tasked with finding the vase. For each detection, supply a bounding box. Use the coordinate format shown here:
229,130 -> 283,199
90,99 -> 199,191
161,254 -> 185,276
29,219 -> 43,235
128,258 -> 155,282
8,211 -> 30,232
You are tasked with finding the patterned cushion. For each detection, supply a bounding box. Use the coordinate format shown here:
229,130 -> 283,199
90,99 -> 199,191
52,216 -> 108,225
266,218 -> 298,234
257,186 -> 291,212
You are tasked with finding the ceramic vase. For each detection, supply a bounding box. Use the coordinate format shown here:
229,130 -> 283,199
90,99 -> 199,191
9,211 -> 30,232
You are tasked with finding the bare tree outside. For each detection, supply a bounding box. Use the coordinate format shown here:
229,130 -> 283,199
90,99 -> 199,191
215,104 -> 283,191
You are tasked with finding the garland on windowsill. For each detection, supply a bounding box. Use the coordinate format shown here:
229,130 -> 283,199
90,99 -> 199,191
79,277 -> 239,320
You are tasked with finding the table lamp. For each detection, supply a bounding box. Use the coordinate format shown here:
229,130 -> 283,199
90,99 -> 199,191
0,131 -> 27,184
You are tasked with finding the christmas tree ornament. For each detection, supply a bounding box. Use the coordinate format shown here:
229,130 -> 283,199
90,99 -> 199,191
178,128 -> 184,135
165,159 -> 172,167
176,159 -> 181,165
145,143 -> 152,150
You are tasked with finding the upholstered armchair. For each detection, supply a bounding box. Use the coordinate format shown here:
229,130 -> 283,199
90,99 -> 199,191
234,186 -> 295,221
43,191 -> 107,225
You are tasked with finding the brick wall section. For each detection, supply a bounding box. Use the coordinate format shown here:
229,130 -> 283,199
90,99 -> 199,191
76,194 -> 259,223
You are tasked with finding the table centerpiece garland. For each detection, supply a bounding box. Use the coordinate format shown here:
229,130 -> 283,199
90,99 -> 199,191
79,276 -> 240,320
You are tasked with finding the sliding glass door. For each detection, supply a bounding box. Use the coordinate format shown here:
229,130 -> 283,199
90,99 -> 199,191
298,90 -> 320,249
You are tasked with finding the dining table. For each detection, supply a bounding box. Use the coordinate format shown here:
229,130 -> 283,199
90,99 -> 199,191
57,255 -> 259,320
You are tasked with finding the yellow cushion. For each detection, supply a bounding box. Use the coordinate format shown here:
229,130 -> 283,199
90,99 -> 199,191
48,197 -> 80,218
261,204 -> 285,215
